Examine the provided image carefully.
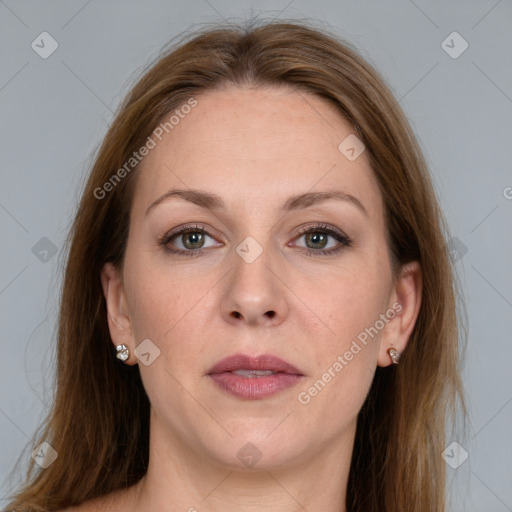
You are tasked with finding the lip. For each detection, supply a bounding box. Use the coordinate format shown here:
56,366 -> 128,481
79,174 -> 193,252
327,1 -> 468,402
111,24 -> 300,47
208,353 -> 303,375
207,353 -> 304,400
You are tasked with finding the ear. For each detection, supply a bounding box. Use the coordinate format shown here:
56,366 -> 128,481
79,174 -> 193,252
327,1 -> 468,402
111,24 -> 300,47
377,261 -> 422,367
101,262 -> 137,365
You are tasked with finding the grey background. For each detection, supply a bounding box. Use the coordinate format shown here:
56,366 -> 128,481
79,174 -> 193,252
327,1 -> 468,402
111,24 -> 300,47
1,1 -> 511,510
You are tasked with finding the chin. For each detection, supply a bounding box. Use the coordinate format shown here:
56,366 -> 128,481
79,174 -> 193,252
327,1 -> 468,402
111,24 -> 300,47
201,428 -> 310,472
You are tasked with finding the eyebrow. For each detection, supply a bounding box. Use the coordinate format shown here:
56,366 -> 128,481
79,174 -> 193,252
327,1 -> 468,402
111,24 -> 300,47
145,188 -> 367,216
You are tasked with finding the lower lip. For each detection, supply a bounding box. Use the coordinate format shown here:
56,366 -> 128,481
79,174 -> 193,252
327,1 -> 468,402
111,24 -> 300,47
208,372 -> 303,399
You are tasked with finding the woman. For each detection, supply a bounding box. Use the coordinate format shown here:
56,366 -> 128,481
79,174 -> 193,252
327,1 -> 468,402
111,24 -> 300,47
7,19 -> 465,512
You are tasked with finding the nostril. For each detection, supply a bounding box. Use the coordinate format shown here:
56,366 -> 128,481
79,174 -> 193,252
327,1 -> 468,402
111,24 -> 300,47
266,311 -> 275,318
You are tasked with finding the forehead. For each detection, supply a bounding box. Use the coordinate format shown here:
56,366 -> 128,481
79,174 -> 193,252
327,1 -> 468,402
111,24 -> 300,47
132,85 -> 383,219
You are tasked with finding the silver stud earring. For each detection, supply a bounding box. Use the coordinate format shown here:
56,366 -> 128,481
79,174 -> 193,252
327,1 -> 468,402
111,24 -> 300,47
116,344 -> 130,362
387,347 -> 400,365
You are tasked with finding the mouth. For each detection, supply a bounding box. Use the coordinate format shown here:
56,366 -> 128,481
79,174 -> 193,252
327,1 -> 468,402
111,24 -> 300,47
230,369 -> 279,377
207,353 -> 304,400
207,353 -> 303,376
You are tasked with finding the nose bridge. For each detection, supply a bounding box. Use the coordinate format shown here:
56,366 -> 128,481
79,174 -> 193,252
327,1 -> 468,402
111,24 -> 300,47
232,233 -> 275,299
220,231 -> 288,325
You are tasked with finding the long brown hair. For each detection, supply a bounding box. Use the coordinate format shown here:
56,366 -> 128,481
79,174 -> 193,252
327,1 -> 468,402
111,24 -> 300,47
7,19 -> 466,511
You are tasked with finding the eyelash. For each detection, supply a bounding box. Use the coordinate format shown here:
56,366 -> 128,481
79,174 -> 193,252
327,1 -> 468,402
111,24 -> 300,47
158,223 -> 352,258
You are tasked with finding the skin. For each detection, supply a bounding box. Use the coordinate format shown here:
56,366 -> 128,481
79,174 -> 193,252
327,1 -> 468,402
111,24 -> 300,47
71,85 -> 422,512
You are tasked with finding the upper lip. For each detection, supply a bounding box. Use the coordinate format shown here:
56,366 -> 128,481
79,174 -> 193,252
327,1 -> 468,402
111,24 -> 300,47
207,353 -> 303,375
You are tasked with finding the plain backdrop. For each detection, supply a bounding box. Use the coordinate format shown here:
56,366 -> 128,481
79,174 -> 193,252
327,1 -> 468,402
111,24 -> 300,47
1,1 -> 511,510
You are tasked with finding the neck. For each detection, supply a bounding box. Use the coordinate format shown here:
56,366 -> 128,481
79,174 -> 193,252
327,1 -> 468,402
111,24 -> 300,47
128,411 -> 355,512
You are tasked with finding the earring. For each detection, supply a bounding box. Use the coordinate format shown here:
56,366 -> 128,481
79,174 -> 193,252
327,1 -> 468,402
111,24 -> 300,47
387,347 -> 400,365
116,344 -> 130,362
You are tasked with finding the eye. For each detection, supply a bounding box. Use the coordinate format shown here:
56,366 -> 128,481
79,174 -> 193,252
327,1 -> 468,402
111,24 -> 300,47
159,222 -> 352,257
159,223 -> 221,256
293,223 -> 352,256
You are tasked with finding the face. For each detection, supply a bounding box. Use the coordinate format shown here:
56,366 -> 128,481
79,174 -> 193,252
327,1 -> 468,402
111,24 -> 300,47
102,85 -> 420,471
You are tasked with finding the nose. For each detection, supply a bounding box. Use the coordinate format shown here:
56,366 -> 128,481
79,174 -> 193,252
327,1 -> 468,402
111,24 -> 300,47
220,241 -> 290,327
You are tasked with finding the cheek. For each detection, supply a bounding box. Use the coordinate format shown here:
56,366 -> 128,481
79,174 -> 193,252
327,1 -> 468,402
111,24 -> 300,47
123,255 -> 221,385
307,283 -> 383,401
295,259 -> 390,421
123,266 -> 217,426
311,260 -> 392,348
123,239 -> 207,336
294,267 -> 388,422
295,354 -> 376,445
